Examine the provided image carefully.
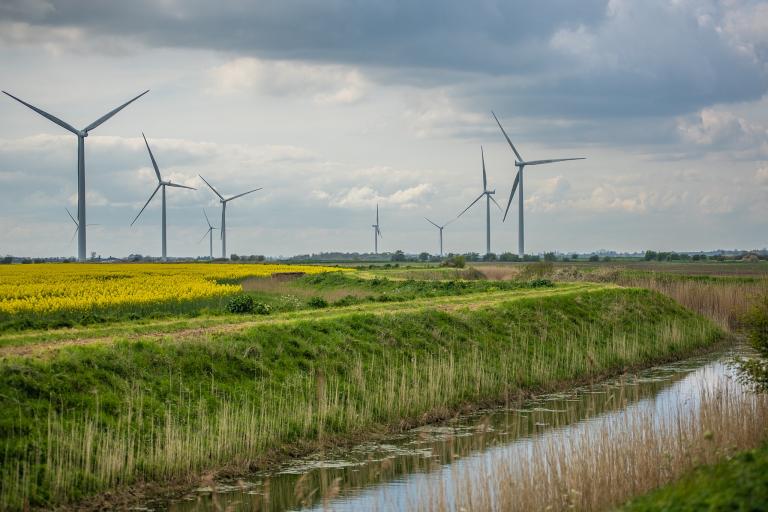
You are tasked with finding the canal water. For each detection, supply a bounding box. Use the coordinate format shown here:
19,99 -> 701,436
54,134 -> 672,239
148,345 -> 749,512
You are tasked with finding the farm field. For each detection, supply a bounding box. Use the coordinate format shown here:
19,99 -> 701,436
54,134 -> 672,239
0,261 -> 732,510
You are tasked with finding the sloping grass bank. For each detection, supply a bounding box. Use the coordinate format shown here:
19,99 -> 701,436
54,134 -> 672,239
0,288 -> 721,509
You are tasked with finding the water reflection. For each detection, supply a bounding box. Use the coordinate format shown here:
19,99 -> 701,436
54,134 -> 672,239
158,347 -> 744,512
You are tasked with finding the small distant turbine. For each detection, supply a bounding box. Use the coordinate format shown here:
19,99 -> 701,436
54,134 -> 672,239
456,146 -> 502,256
492,111 -> 585,257
199,175 -> 262,259
130,133 -> 196,261
199,209 -> 218,260
424,217 -> 455,257
65,208 -> 98,253
3,89 -> 149,261
372,203 -> 382,254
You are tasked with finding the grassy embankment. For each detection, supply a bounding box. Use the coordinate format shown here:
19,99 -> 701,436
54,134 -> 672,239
0,283 -> 721,510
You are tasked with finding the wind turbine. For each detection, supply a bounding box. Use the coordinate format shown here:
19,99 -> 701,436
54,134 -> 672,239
3,89 -> 149,261
424,217 -> 455,257
199,210 -> 218,260
372,203 -> 382,254
130,133 -> 196,261
199,175 -> 262,259
456,146 -> 502,256
65,208 -> 98,254
492,111 -> 585,257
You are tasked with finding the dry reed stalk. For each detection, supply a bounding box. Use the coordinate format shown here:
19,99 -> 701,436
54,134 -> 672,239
413,379 -> 768,512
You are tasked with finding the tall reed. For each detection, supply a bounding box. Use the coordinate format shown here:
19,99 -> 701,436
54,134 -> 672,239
413,377 -> 768,511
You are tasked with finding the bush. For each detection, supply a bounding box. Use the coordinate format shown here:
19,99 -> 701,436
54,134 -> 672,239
308,296 -> 329,308
741,294 -> 768,389
442,255 -> 466,268
226,294 -> 255,314
253,302 -> 271,315
529,278 -> 554,288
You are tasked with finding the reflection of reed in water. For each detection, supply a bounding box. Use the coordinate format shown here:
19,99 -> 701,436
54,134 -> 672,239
171,355 -> 706,512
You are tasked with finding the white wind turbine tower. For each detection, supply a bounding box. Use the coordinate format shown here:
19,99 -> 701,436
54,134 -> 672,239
130,133 -> 196,261
3,89 -> 148,261
424,217 -> 455,257
199,210 -> 218,260
456,147 -> 502,256
65,208 -> 97,256
199,175 -> 262,259
492,111 -> 585,258
372,203 -> 382,254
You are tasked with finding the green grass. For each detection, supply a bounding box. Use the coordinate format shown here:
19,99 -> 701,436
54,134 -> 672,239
620,442 -> 768,511
0,286 -> 722,510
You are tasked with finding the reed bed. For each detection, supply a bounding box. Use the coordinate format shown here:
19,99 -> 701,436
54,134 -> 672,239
0,291 -> 718,510
414,376 -> 768,512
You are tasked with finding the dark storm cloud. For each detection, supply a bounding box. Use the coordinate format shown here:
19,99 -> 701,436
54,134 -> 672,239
3,0 -> 768,124
1,1 -> 606,72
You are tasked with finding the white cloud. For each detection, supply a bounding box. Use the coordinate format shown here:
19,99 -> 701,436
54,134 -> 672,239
326,184 -> 433,209
208,57 -> 367,105
676,108 -> 768,157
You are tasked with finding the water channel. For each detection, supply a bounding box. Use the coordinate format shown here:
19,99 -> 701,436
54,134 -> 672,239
147,344 -> 750,511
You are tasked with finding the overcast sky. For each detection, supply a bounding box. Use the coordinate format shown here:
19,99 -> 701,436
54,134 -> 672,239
1,0 -> 767,258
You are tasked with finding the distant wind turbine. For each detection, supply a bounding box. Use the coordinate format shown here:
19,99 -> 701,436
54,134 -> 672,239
199,175 -> 262,259
456,146 -> 502,256
131,133 -> 196,261
199,209 -> 218,260
3,89 -> 149,261
424,217 -> 455,257
65,208 -> 98,253
492,111 -> 585,257
372,203 -> 382,254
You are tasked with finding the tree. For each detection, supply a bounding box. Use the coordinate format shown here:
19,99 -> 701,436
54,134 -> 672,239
391,250 -> 406,262
231,253 -> 241,261
499,252 -> 519,262
571,253 -> 579,260
644,250 -> 657,261
589,254 -> 599,262
482,252 -> 497,261
418,252 -> 430,262
544,252 -> 557,262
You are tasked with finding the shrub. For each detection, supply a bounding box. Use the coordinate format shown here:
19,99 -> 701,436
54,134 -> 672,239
442,255 -> 466,268
741,294 -> 768,389
308,296 -> 329,308
529,278 -> 554,288
226,294 -> 255,314
253,302 -> 271,315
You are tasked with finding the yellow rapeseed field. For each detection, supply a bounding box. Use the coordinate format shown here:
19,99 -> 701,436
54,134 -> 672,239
0,263 -> 342,317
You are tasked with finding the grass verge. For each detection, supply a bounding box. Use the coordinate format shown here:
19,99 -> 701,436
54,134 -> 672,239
0,287 -> 721,510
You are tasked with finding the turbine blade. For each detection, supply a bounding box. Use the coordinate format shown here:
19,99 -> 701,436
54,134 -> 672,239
502,171 -> 520,222
142,132 -> 162,182
226,188 -> 262,202
130,184 -> 161,226
491,111 -> 523,162
424,217 -> 441,229
523,157 -> 586,166
199,175 -> 225,200
166,182 -> 196,190
456,193 -> 485,219
84,90 -> 149,132
490,195 -> 503,212
70,226 -> 78,242
481,146 -> 487,190
377,226 -> 382,238
3,91 -> 79,134
443,217 -> 457,227
65,207 -> 78,226
203,209 -> 212,228
199,229 -> 210,243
